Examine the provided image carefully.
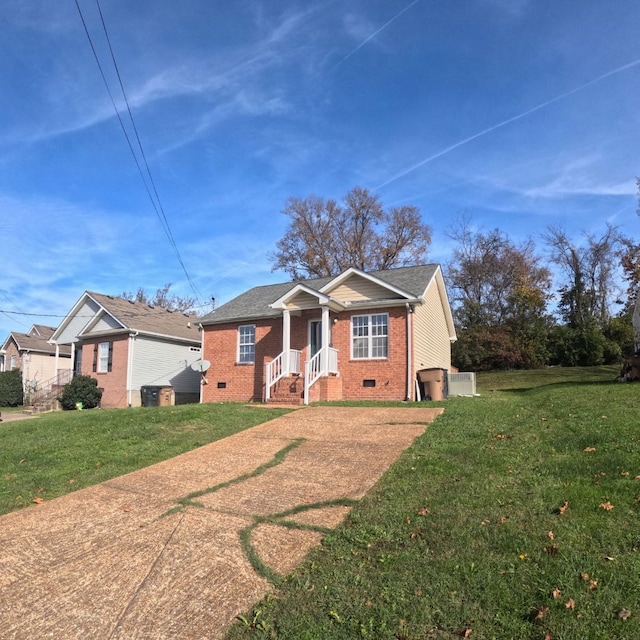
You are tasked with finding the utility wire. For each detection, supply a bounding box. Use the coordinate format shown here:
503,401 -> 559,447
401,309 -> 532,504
74,0 -> 205,306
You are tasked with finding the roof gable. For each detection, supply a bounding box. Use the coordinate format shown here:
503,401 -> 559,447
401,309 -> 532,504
51,291 -> 200,344
2,330 -> 70,356
270,283 -> 342,312
201,264 -> 445,325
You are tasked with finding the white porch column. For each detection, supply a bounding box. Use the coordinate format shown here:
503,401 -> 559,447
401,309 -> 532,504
321,305 -> 330,373
282,309 -> 291,372
54,343 -> 60,376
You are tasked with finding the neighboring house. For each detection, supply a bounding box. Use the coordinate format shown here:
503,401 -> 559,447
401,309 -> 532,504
199,264 -> 457,404
50,292 -> 202,408
0,325 -> 72,395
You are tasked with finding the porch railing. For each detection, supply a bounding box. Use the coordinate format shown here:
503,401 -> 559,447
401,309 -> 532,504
303,347 -> 339,405
26,369 -> 74,406
265,349 -> 302,401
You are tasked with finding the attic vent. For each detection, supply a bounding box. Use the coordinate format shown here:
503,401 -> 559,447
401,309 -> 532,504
128,300 -> 135,304
148,304 -> 154,309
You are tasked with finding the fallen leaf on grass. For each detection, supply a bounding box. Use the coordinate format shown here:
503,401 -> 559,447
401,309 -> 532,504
588,580 -> 598,591
535,606 -> 549,621
565,599 -> 575,609
544,543 -> 559,556
599,501 -> 614,511
580,572 -> 590,581
618,608 -> 632,620
557,501 -> 569,515
544,633 -> 552,640
456,629 -> 472,638
583,447 -> 596,453
494,434 -> 512,440
551,588 -> 562,599
496,516 -> 509,525
32,497 -> 44,504
416,507 -> 430,516
621,471 -> 630,477
547,530 -> 555,540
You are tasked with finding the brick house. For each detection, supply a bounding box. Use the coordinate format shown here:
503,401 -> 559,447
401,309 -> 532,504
199,264 -> 456,404
0,325 -> 72,395
49,292 -> 202,408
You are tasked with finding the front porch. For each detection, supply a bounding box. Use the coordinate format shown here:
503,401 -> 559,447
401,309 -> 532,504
265,288 -> 343,405
264,346 -> 340,405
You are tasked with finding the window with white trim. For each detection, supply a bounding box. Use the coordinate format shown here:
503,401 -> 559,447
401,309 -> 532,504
238,325 -> 256,363
97,342 -> 110,373
351,313 -> 388,359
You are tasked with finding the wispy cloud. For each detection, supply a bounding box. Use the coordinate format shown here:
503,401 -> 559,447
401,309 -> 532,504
376,57 -> 640,189
333,0 -> 421,68
8,7 -> 314,148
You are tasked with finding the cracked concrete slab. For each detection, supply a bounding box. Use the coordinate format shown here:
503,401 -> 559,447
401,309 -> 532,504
0,406 -> 442,639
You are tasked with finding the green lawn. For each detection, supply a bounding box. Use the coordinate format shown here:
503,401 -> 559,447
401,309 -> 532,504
226,366 -> 640,640
0,403 -> 290,515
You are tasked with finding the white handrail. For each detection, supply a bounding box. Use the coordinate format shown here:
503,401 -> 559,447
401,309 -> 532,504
265,349 -> 302,401
303,347 -> 339,405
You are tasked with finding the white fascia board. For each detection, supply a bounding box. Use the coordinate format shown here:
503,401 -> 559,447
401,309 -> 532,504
49,291 -> 105,343
319,267 -> 415,300
269,283 -> 333,309
345,298 -> 422,311
424,266 -> 457,341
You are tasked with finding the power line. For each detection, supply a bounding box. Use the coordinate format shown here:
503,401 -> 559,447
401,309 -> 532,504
74,0 -> 205,306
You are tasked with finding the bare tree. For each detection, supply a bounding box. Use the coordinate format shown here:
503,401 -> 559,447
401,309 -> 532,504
120,283 -> 197,313
270,186 -> 432,279
543,224 -> 621,329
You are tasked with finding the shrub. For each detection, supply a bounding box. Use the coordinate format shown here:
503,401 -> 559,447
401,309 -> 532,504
58,375 -> 103,410
0,369 -> 24,407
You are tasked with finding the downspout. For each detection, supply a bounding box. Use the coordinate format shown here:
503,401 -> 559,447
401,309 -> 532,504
405,303 -> 413,401
199,323 -> 204,403
127,331 -> 138,407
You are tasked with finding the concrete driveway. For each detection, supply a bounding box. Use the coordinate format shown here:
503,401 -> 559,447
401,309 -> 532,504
0,406 -> 443,639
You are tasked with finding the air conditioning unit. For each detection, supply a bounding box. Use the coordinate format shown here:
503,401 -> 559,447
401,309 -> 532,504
447,372 -> 476,396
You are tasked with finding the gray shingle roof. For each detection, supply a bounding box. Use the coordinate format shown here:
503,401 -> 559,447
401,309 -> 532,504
86,292 -> 200,342
200,264 -> 439,325
4,330 -> 71,356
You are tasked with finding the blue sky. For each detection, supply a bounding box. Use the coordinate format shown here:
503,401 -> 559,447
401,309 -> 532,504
1,0 -> 639,338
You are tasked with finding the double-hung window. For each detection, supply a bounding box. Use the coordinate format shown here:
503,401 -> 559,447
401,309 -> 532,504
97,342 -> 110,373
238,325 -> 256,363
351,313 -> 388,359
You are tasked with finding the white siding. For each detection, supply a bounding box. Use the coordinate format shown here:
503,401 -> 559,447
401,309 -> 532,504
90,314 -> 122,332
55,300 -> 101,343
413,280 -> 452,372
130,336 -> 201,393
